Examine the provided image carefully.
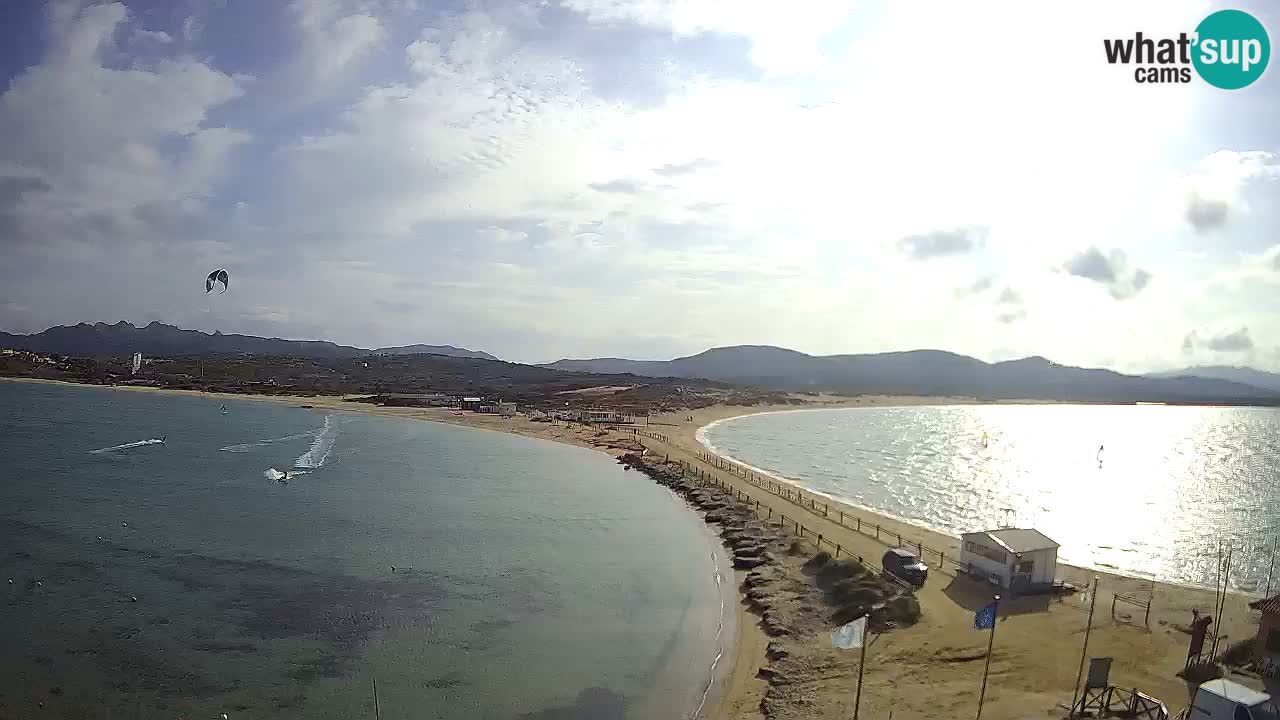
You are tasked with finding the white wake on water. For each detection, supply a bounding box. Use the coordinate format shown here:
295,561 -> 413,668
293,416 -> 337,469
693,548 -> 728,720
219,432 -> 315,453
264,468 -> 309,481
89,438 -> 165,454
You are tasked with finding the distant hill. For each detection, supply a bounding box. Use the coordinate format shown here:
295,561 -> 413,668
374,344 -> 499,361
1149,366 -> 1280,393
0,321 -> 361,359
544,345 -> 1280,404
0,322 -> 499,361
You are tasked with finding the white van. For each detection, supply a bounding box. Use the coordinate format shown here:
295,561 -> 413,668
1186,679 -> 1275,720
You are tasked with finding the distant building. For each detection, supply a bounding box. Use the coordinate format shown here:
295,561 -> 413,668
559,409 -> 643,424
497,402 -> 517,417
381,392 -> 457,407
959,528 -> 1059,592
460,397 -> 484,411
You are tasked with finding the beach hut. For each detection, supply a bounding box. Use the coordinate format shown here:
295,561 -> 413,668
959,528 -> 1059,592
1249,594 -> 1280,674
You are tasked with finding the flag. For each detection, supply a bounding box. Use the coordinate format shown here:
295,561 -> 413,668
831,615 -> 867,649
975,601 -> 998,630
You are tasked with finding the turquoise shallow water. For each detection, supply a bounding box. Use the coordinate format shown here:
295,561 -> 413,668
702,404 -> 1280,592
0,381 -> 730,719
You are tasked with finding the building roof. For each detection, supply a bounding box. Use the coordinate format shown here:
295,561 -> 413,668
1250,594 -> 1280,615
1197,679 -> 1270,706
963,528 -> 1059,553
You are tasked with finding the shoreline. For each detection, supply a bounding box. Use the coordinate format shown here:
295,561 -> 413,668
7,377 -> 1271,718
690,405 -> 1267,600
637,405 -> 1267,718
2,377 -> 765,719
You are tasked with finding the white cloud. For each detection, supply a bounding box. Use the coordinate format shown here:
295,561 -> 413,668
132,28 -> 173,44
560,0 -> 857,76
5,0 -> 1279,372
1182,150 -> 1280,233
289,0 -> 386,96
476,225 -> 529,244
0,2 -> 247,257
1061,248 -> 1152,301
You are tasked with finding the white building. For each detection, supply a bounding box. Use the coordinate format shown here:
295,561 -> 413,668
497,402 -> 517,417
959,528 -> 1059,592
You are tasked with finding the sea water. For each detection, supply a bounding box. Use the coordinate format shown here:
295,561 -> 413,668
702,404 -> 1280,592
0,381 -> 731,719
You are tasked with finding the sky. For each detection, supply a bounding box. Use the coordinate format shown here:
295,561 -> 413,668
1,0 -> 1278,371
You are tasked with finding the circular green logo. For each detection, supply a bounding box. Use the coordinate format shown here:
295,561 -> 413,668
1193,9 -> 1270,89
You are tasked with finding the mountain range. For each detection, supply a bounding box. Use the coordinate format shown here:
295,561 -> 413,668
3,322 -> 1278,404
1148,365 -> 1280,393
545,345 -> 1280,403
371,344 -> 500,361
0,322 -> 496,362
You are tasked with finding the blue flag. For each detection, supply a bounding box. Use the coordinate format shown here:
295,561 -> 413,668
975,601 -> 998,630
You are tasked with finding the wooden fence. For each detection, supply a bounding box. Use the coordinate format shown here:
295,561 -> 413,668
1112,592 -> 1152,627
679,447 -> 962,573
632,429 -> 671,444
675,458 -> 898,581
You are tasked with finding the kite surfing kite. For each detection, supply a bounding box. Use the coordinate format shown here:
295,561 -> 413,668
205,268 -> 229,294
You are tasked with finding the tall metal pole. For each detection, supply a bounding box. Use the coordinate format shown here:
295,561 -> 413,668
854,629 -> 868,720
1070,577 -> 1100,717
1267,537 -> 1276,598
372,675 -> 381,720
976,594 -> 1001,720
1211,542 -> 1223,654
1212,546 -> 1234,659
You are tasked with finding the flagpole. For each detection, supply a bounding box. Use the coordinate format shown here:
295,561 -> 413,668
976,594 -> 1001,720
1069,577 -> 1099,718
854,628 -> 868,720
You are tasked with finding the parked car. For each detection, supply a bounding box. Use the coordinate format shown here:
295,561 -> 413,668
882,548 -> 928,587
1182,679 -> 1273,720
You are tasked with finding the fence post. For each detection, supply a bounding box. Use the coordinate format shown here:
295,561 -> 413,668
857,517 -> 862,532
940,551 -> 945,567
768,508 -> 772,519
918,541 -> 923,557
876,524 -> 880,540
836,544 -> 842,558
896,531 -> 901,546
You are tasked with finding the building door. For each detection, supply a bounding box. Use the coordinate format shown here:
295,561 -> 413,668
1011,560 -> 1034,591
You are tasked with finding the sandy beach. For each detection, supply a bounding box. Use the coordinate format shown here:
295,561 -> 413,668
5,377 -> 1267,719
